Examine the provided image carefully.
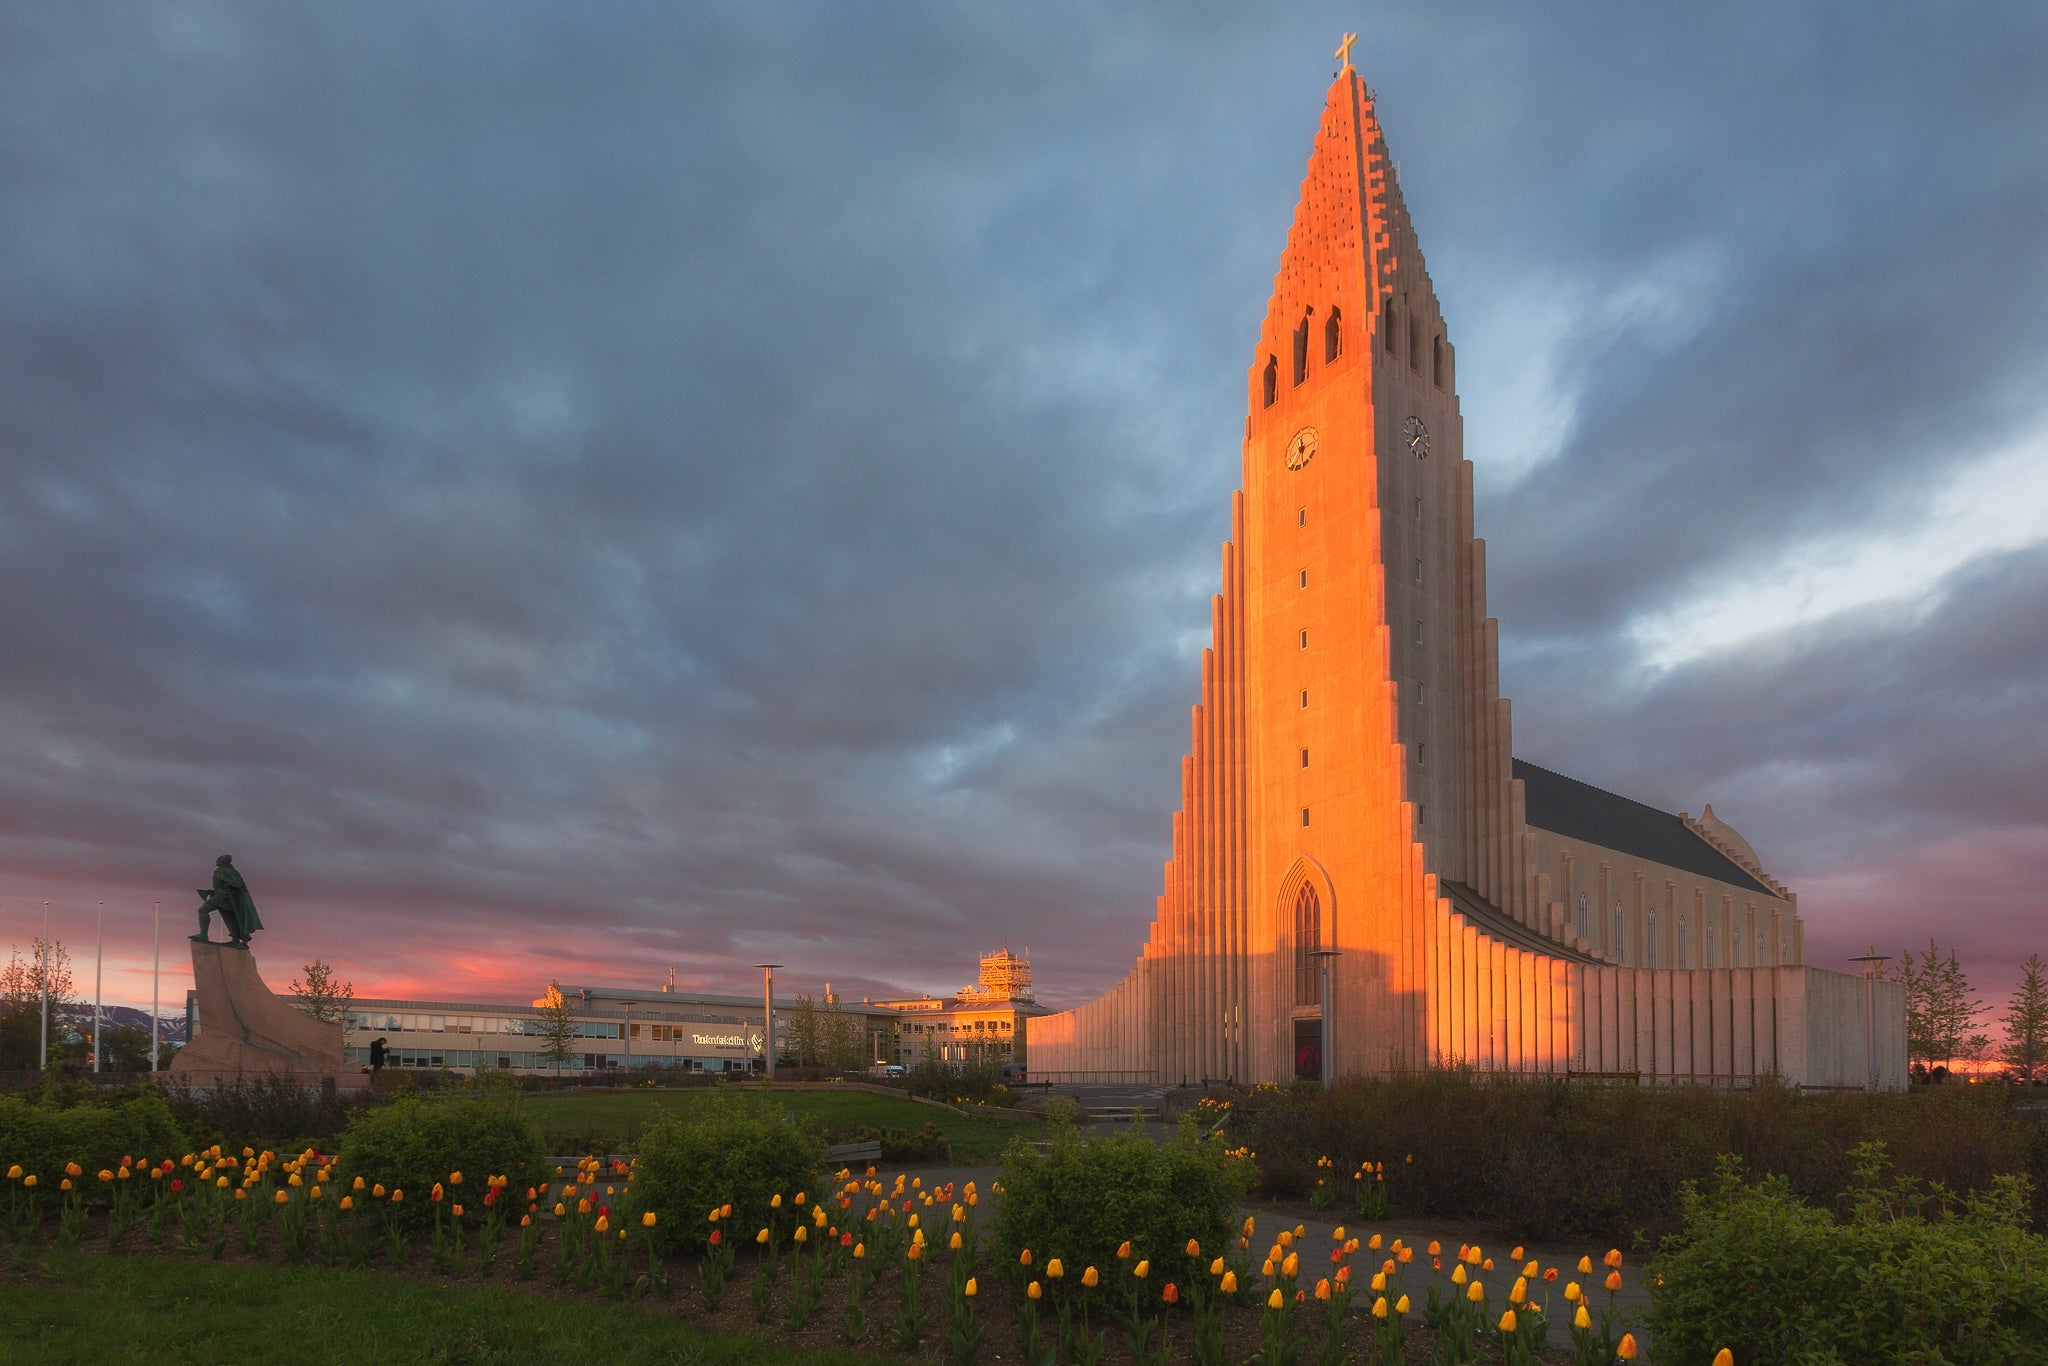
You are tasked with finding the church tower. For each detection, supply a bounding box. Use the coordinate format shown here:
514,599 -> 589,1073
1029,52 -> 1901,1090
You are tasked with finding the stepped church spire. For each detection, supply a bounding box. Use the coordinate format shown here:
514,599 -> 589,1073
1028,53 -> 1899,1091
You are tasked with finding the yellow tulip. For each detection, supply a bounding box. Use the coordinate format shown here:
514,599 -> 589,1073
1604,1248 -> 1623,1269
1314,1278 -> 1330,1302
964,1277 -> 978,1297
1117,1240 -> 1132,1259
1451,1264 -> 1467,1286
1186,1238 -> 1200,1257
352,1176 -> 364,1191
1577,1255 -> 1593,1274
1209,1257 -> 1225,1276
1368,1233 -> 1382,1250
793,1225 -> 807,1243
274,1190 -> 288,1205
1565,1282 -> 1582,1302
1574,1304 -> 1592,1331
1395,1294 -> 1410,1315
1027,1280 -> 1042,1300
595,1216 -> 608,1233
854,1243 -> 865,1259
1618,1334 -> 1639,1360
1267,1287 -> 1284,1310
1082,1266 -> 1099,1288
1499,1308 -> 1519,1333
340,1195 -> 353,1210
1711,1352 -> 1733,1366
1047,1258 -> 1064,1279
5,1165 -> 18,1179
949,1231 -> 961,1250
1282,1252 -> 1298,1278
391,1189 -> 403,1203
906,1242 -> 923,1262
1510,1276 -> 1526,1304
1372,1296 -> 1389,1319
756,1228 -> 770,1244
771,1194 -> 782,1208
554,1203 -> 567,1218
1466,1280 -> 1484,1303
1134,1259 -> 1149,1279
1605,1270 -> 1623,1293
1370,1271 -> 1386,1292
1020,1248 -> 1033,1266
642,1211 -> 657,1228
1220,1271 -> 1238,1293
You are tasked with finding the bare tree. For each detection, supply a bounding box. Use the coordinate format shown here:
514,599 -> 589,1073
290,959 -> 357,1047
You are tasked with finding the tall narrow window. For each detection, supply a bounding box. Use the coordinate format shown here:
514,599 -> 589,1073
1382,298 -> 1397,355
1417,743 -> 1426,767
1575,892 -> 1588,939
1409,313 -> 1422,372
1262,356 -> 1277,408
1324,308 -> 1342,363
1299,629 -> 1309,649
1293,884 -> 1322,1006
1293,311 -> 1311,385
1300,807 -> 1310,827
1299,690 -> 1308,708
1299,569 -> 1307,588
1433,333 -> 1446,388
1412,558 -> 1422,582
1298,508 -> 1307,527
1299,748 -> 1309,767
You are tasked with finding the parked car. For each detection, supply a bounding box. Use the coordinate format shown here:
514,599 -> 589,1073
1000,1063 -> 1026,1083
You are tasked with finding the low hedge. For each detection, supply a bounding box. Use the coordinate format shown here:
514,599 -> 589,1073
633,1098 -> 826,1255
335,1096 -> 548,1230
1648,1147 -> 2048,1365
0,1091 -> 185,1200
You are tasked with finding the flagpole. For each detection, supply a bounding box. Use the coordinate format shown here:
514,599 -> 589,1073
152,899 -> 161,1072
94,900 -> 104,1073
39,900 -> 50,1071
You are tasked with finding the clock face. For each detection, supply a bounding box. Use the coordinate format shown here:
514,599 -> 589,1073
1403,416 -> 1430,460
1284,426 -> 1317,471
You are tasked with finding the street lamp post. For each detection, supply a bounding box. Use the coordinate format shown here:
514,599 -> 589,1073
755,964 -> 783,1080
1308,948 -> 1342,1088
1849,949 -> 1891,1092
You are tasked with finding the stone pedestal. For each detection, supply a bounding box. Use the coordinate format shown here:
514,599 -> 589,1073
168,940 -> 366,1091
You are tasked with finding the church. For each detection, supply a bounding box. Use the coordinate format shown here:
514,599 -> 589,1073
1029,52 -> 1905,1090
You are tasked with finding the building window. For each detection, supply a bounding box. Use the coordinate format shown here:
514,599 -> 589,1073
1417,743 -> 1425,767
1325,307 -> 1342,363
1418,803 -> 1427,825
1293,883 -> 1322,1006
1413,619 -> 1423,643
1298,507 -> 1307,527
1412,496 -> 1422,520
1433,333 -> 1446,388
1382,298 -> 1397,354
1262,356 -> 1277,408
1575,892 -> 1588,939
1300,748 -> 1309,767
1293,310 -> 1311,385
1299,690 -> 1309,708
1412,558 -> 1422,582
1299,569 -> 1307,588
1300,807 -> 1310,827
1299,629 -> 1308,649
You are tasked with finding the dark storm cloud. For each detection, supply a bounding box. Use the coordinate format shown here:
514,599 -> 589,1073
2,3 -> 2043,1015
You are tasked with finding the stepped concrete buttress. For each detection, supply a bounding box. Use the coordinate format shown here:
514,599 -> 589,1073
168,940 -> 366,1091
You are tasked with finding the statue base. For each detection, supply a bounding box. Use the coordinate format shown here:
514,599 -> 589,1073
167,940 -> 368,1091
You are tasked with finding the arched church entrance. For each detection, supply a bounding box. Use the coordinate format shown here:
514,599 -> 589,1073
1278,857 -> 1338,1081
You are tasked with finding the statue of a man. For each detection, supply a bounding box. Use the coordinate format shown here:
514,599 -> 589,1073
192,854 -> 262,948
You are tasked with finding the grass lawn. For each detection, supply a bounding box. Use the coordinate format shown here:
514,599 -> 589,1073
0,1250 -> 894,1366
512,1086 -> 1046,1164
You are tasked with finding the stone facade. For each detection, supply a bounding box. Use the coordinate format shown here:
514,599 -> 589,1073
1028,65 -> 1904,1090
170,940 -> 363,1090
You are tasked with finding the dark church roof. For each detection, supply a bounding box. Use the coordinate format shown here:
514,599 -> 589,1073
1512,760 -> 1775,898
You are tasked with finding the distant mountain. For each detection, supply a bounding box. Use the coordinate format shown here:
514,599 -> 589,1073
58,1003 -> 189,1045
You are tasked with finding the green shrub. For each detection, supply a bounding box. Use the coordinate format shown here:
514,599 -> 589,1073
991,1120 -> 1253,1292
0,1091 -> 185,1200
1648,1147 -> 2048,1365
158,1074 -> 366,1151
335,1096 -> 548,1230
632,1098 -> 826,1255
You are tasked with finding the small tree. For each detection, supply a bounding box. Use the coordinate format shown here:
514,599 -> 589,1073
535,981 -> 580,1077
1999,954 -> 2048,1082
290,959 -> 357,1047
1886,944 -> 1938,1070
0,938 -> 77,1068
1927,945 -> 1987,1070
787,995 -> 822,1068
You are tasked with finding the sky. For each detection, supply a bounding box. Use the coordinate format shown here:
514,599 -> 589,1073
2,3 -> 2044,1042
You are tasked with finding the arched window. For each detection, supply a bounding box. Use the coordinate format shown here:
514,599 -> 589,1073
1382,298 -> 1397,355
1324,308 -> 1342,363
1293,884 -> 1322,1006
1293,310 -> 1311,385
1262,355 -> 1277,408
1433,333 -> 1445,388
1408,313 -> 1422,372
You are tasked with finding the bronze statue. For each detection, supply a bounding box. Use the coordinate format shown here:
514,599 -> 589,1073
192,854 -> 262,948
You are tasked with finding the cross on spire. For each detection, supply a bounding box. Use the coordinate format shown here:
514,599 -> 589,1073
1335,32 -> 1358,72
